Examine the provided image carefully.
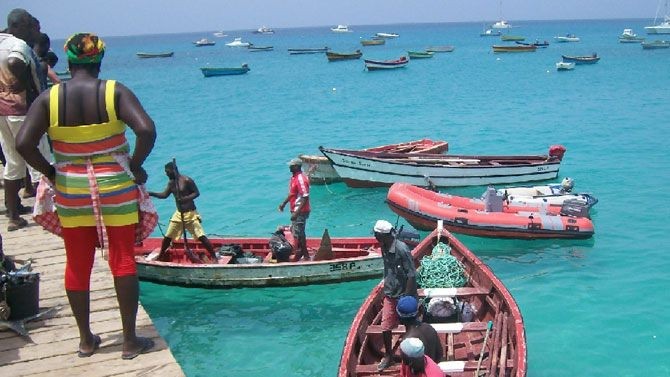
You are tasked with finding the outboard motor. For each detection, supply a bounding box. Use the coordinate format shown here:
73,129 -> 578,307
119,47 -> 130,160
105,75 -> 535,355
561,177 -> 575,193
549,145 -> 567,161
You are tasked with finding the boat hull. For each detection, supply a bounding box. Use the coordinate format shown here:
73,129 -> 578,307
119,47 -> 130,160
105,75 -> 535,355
201,66 -> 250,77
136,52 -> 174,58
288,48 -> 329,54
319,146 -> 564,188
492,45 -> 536,52
338,227 -> 527,376
134,233 -> 402,287
386,184 -> 595,239
327,51 -> 363,61
561,55 -> 600,64
301,139 -> 449,184
364,58 -> 408,70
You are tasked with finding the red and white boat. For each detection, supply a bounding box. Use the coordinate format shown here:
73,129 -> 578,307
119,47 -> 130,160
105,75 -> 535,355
300,139 -> 449,184
133,227 -> 419,288
338,226 -> 527,376
320,145 -> 567,188
387,183 -> 594,239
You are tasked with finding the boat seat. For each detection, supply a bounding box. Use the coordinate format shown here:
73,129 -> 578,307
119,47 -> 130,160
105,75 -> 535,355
418,287 -> 491,298
365,321 -> 488,335
355,360 -> 511,374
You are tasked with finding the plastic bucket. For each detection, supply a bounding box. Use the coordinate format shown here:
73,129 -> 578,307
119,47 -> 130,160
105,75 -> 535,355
6,276 -> 40,320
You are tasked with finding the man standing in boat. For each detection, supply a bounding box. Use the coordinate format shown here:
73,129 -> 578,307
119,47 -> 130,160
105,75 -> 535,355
148,162 -> 218,263
278,158 -> 311,262
374,219 -> 417,371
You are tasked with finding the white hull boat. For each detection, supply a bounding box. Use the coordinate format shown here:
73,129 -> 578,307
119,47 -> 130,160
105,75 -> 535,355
496,180 -> 598,208
225,37 -> 250,47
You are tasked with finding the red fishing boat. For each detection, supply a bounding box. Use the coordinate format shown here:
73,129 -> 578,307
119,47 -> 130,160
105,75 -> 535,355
387,183 -> 594,239
300,139 -> 449,184
133,227 -> 419,288
338,225 -> 527,376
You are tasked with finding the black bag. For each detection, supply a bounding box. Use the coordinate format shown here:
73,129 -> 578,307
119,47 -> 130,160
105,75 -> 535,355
269,230 -> 293,262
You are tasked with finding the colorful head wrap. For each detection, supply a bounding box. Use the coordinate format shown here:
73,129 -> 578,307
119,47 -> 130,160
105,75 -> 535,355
64,33 -> 105,64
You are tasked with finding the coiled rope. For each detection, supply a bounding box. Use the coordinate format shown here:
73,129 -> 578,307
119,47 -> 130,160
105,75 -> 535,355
417,242 -> 467,288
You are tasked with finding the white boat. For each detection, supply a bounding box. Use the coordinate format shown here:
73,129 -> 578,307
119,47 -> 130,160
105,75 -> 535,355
645,0 -> 670,34
194,38 -> 216,46
619,28 -> 645,43
496,178 -> 598,208
491,20 -> 512,29
480,28 -> 502,37
213,31 -> 227,38
225,37 -> 250,47
253,26 -> 275,34
556,61 -> 575,71
554,34 -> 580,42
375,32 -> 399,38
331,25 -> 352,33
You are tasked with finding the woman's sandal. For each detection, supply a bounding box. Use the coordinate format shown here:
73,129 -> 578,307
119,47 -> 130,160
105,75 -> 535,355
77,334 -> 102,358
121,337 -> 155,360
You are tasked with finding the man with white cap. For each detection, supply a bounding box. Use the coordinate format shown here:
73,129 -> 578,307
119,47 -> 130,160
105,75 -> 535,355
278,158 -> 310,261
399,338 -> 444,377
374,219 -> 417,371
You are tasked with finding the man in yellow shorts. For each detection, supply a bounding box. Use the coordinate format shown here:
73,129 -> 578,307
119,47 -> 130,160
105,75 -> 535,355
148,162 -> 218,263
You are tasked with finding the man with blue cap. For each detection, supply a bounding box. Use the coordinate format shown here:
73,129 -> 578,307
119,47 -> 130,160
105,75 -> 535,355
374,219 -> 417,371
397,295 -> 443,363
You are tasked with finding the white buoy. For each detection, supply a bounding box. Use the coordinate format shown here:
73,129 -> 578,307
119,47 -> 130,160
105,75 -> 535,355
332,87 -> 337,91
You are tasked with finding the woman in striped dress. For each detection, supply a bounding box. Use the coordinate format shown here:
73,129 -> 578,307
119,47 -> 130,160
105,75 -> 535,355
17,33 -> 156,359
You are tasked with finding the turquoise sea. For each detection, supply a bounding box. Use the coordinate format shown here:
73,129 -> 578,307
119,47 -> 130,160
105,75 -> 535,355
63,19 -> 669,376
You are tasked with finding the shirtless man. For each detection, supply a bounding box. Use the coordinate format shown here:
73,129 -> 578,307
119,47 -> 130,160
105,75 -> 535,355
148,162 -> 217,263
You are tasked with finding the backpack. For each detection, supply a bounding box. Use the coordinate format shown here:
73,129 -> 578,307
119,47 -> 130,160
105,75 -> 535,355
269,230 -> 293,262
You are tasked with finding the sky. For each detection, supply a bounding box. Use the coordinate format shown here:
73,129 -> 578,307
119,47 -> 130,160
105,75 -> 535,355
0,0 -> 663,39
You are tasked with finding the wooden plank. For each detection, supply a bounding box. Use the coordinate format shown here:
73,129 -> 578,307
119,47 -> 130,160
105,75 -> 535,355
497,315 -> 509,377
418,286 -> 490,297
447,333 -> 454,361
366,322 -> 488,335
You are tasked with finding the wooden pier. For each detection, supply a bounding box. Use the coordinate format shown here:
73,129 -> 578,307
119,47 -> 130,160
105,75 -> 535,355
0,192 -> 184,376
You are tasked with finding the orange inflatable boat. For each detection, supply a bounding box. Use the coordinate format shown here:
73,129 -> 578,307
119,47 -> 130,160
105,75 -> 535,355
387,183 -> 594,239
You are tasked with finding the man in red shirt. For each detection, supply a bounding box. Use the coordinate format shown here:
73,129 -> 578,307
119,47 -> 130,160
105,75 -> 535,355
278,158 -> 310,261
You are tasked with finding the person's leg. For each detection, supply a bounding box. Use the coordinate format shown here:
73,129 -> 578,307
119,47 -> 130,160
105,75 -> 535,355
297,213 -> 310,260
107,224 -> 154,358
378,296 -> 400,370
62,226 -> 98,355
0,116 -> 29,229
190,215 -> 217,261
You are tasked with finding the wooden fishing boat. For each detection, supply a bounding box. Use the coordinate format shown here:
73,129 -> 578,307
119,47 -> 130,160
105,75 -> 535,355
515,40 -> 549,48
492,45 -> 536,53
300,139 -> 449,184
387,183 -> 595,239
426,45 -> 455,53
327,50 -> 363,61
500,35 -> 525,41
361,38 -> 386,46
133,227 -> 419,288
248,45 -> 273,52
288,47 -> 329,55
136,52 -> 174,58
200,64 -> 250,77
364,56 -> 408,70
319,145 -> 566,188
641,40 -> 670,49
338,226 -> 527,376
561,54 -> 600,64
408,50 -> 434,59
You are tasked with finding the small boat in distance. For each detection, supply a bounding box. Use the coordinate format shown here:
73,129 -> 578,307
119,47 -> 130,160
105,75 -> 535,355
492,44 -> 537,52
225,37 -> 250,47
361,38 -> 385,46
562,53 -> 600,64
375,32 -> 399,38
426,45 -> 455,52
331,25 -> 352,33
364,56 -> 409,71
248,45 -> 273,52
194,38 -> 216,46
407,50 -> 434,59
253,26 -> 275,34
326,50 -> 363,62
338,226 -> 527,376
501,34 -> 525,41
641,39 -> 670,48
480,29 -> 502,37
491,20 -> 512,29
200,64 -> 250,77
645,0 -> 670,34
515,40 -> 549,47
554,34 -> 580,42
288,47 -> 329,55
619,29 -> 645,43
301,139 -> 449,184
136,52 -> 174,58
213,31 -> 227,38
556,61 -> 575,71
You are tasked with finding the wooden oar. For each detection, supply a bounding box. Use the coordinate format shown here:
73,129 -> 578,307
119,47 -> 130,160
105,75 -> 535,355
172,158 -> 201,264
475,320 -> 494,376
